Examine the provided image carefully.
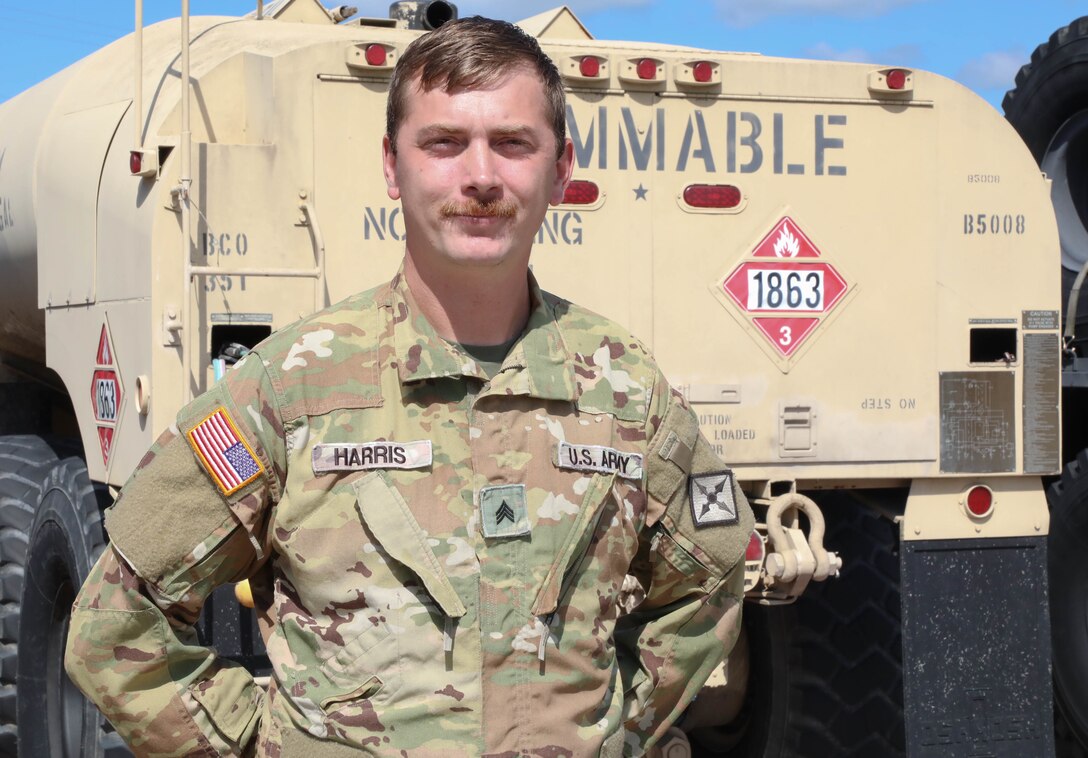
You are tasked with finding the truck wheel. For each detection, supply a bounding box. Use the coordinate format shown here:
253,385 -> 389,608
1003,16 -> 1088,346
1047,450 -> 1088,749
690,498 -> 904,757
0,436 -> 129,757
685,604 -> 792,757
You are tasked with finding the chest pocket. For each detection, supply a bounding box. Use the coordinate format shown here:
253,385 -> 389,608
530,472 -> 617,620
351,471 -> 468,621
274,471 -> 466,731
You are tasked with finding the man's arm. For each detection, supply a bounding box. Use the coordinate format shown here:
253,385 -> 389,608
65,353 -> 284,757
616,380 -> 754,754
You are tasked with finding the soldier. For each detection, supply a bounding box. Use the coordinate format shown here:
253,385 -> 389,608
65,16 -> 754,757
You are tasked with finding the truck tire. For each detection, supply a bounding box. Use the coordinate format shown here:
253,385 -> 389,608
0,436 -> 129,757
1047,450 -> 1088,749
690,498 -> 904,757
1003,16 -> 1088,347
1004,18 -> 1088,752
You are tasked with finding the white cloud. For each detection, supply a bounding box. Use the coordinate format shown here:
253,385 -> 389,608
717,0 -> 926,28
956,49 -> 1026,92
804,41 -> 874,63
804,41 -> 920,66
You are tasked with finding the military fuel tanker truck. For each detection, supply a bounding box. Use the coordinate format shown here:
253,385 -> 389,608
0,1 -> 1067,756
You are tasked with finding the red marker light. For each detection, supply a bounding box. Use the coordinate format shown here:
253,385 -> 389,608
745,531 -> 764,562
579,56 -> 600,78
886,68 -> 907,90
365,43 -> 387,66
129,151 -> 142,175
965,485 -> 994,518
562,180 -> 600,205
692,61 -> 713,83
637,58 -> 658,80
683,184 -> 742,209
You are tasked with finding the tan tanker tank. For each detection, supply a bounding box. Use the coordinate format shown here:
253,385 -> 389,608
0,1 -> 1065,756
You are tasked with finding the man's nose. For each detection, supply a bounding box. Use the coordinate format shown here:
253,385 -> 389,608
461,141 -> 501,196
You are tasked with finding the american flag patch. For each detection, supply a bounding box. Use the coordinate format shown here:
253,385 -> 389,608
186,407 -> 265,496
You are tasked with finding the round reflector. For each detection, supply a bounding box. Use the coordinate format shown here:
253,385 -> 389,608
683,184 -> 742,209
365,43 -> 387,67
637,58 -> 658,80
579,56 -> 600,78
129,151 -> 142,175
562,180 -> 600,205
693,61 -> 713,83
745,531 -> 764,562
965,485 -> 994,517
886,68 -> 907,90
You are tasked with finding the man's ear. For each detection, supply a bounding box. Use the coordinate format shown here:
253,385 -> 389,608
549,138 -> 575,206
382,134 -> 401,201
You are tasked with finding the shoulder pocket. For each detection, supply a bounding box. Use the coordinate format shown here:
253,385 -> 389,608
188,666 -> 262,746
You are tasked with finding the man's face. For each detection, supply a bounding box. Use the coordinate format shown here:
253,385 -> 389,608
383,67 -> 574,273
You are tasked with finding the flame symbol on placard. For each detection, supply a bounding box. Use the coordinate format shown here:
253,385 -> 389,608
773,227 -> 800,257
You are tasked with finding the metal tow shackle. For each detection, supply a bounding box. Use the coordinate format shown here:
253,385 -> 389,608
764,492 -> 843,589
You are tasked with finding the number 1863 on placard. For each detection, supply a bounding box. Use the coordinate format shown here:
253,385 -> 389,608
746,268 -> 825,311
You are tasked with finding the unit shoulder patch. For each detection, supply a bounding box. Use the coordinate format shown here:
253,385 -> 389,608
556,441 -> 643,480
187,407 -> 266,496
312,441 -> 432,473
688,470 -> 738,528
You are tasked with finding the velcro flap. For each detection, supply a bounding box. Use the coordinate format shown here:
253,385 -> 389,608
177,383 -> 271,504
646,398 -> 700,505
105,434 -> 239,588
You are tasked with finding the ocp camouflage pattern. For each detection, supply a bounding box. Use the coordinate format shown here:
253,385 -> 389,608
65,271 -> 754,757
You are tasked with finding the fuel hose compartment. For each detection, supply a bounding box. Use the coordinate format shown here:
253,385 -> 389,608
901,536 -> 1054,757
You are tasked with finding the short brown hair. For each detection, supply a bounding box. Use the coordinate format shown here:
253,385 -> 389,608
386,16 -> 566,157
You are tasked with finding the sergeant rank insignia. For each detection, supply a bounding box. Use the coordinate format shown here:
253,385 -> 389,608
187,407 -> 265,496
480,484 -> 530,539
689,471 -> 738,528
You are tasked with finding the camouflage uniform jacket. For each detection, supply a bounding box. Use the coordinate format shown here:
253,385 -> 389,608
65,270 -> 754,757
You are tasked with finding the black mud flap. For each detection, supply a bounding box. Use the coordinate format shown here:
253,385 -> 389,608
901,536 -> 1054,758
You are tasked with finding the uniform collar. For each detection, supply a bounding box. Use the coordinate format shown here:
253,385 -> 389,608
383,267 -> 578,403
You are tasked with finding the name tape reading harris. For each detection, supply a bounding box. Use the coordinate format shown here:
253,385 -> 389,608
312,441 -> 433,472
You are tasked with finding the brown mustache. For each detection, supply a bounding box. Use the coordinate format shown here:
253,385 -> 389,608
440,199 -> 517,219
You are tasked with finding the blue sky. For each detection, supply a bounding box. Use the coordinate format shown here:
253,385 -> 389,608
0,0 -> 1083,112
